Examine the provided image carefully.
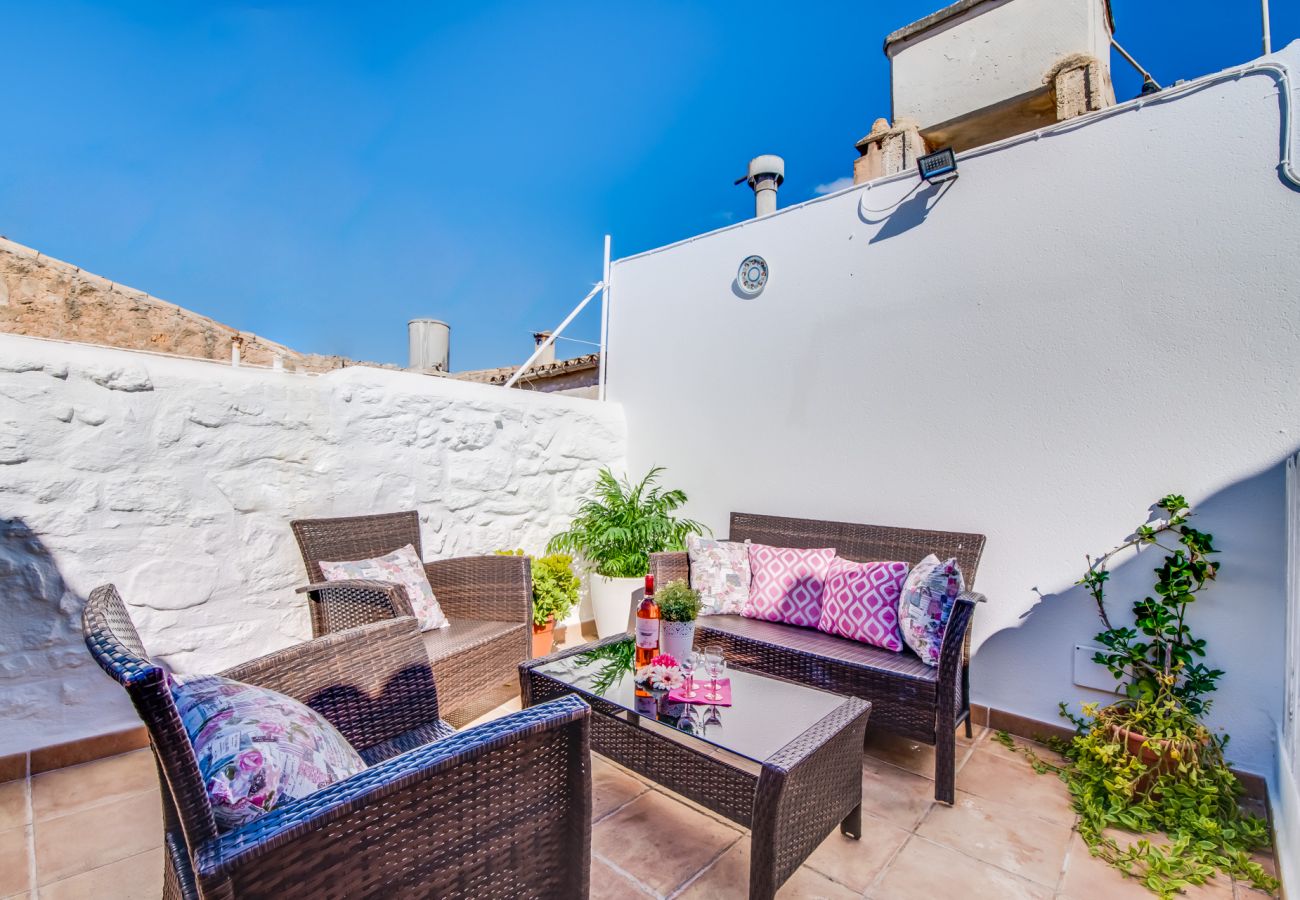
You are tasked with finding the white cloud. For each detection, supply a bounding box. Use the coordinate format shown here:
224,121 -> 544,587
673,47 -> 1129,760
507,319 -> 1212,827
813,176 -> 855,196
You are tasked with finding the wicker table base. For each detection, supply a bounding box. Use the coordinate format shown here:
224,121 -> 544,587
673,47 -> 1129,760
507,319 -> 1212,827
521,636 -> 871,900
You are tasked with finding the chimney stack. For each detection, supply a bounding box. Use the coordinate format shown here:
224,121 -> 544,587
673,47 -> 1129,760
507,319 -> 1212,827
739,155 -> 785,217
532,331 -> 556,366
408,319 -> 450,372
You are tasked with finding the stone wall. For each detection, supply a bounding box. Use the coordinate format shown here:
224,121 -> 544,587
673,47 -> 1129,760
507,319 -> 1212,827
0,332 -> 626,756
0,237 -> 363,373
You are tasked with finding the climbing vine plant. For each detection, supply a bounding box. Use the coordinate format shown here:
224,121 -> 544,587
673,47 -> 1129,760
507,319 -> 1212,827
998,495 -> 1277,899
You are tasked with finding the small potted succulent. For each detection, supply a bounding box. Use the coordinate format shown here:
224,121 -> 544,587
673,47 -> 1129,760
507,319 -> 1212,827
656,580 -> 702,661
498,550 -> 580,656
548,466 -> 705,638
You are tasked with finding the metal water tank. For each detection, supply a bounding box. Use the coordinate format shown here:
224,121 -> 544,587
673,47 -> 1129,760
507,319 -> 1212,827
408,319 -> 450,372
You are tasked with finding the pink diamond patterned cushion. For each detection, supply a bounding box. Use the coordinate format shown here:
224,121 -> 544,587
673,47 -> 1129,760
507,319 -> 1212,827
171,673 -> 367,833
319,543 -> 449,632
816,558 -> 910,651
899,554 -> 966,666
743,544 -> 837,628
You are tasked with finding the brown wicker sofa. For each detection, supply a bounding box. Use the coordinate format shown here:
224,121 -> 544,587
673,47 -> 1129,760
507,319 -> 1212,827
650,511 -> 986,804
291,511 -> 530,727
82,584 -> 592,900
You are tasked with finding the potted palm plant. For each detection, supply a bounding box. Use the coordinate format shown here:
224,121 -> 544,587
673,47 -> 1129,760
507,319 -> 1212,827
497,550 -> 580,656
548,466 -> 704,638
656,580 -> 702,660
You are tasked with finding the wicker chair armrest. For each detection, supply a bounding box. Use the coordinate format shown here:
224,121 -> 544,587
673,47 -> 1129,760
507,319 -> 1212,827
937,595 -> 978,718
649,551 -> 690,585
423,554 -> 531,623
296,578 -> 414,636
193,696 -> 592,896
221,616 -> 442,748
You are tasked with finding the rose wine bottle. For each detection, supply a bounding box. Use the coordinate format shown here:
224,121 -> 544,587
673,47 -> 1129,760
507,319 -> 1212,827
634,574 -> 660,668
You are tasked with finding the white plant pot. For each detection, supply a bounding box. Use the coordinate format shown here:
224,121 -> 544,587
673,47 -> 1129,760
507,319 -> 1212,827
591,575 -> 642,638
660,620 -> 697,662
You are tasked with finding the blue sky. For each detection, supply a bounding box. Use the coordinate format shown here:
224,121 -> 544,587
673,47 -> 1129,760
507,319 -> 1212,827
2,1 -> 1295,370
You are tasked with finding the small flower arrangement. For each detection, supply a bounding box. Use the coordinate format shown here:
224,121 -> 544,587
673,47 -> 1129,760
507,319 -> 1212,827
634,653 -> 684,691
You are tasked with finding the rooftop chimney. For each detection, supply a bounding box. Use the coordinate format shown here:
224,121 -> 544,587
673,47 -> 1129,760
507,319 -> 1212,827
738,155 -> 785,217
408,318 -> 450,372
854,0 -> 1116,184
532,331 -> 555,366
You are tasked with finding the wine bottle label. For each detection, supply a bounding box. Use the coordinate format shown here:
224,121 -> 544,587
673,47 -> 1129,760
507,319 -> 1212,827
635,618 -> 659,649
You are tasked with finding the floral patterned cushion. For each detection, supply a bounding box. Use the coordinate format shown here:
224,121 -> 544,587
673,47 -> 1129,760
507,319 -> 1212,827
687,536 -> 751,615
816,558 -> 909,651
171,674 -> 367,832
319,543 -> 449,631
743,544 -> 837,628
898,554 -> 965,666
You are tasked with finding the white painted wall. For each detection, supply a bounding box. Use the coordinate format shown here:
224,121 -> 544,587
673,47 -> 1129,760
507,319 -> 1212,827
606,44 -> 1300,778
889,0 -> 1112,128
0,333 -> 625,756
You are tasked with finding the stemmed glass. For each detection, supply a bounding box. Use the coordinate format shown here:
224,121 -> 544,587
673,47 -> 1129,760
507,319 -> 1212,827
703,645 -> 726,702
680,650 -> 701,699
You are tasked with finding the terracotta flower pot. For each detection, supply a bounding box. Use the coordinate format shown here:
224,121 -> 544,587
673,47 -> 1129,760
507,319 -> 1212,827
1107,725 -> 1202,792
531,617 -> 556,657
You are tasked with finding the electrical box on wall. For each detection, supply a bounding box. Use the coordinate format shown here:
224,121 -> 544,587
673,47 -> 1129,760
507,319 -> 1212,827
1073,644 -> 1124,694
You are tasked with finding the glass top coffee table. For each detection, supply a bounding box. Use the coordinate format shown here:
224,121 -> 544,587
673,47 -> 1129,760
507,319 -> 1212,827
520,635 -> 872,900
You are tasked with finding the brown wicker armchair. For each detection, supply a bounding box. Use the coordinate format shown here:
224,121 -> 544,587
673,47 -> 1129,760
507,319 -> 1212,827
82,584 -> 592,900
651,511 -> 987,805
290,511 -> 531,727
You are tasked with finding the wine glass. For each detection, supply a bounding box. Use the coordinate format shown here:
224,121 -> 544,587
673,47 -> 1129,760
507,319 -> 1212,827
703,704 -> 723,733
703,646 -> 726,702
680,651 -> 700,698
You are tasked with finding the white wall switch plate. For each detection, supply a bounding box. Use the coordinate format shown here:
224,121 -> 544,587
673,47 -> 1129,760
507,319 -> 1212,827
1073,645 -> 1124,694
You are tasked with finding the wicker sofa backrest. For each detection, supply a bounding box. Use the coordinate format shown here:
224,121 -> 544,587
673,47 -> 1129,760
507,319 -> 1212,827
729,511 -> 986,587
292,510 -> 424,584
82,584 -> 220,855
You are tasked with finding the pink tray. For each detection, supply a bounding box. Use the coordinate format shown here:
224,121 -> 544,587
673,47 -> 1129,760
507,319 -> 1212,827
667,678 -> 731,707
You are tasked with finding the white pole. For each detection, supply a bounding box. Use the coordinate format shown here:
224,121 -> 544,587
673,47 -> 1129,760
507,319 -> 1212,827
503,282 -> 604,389
1263,0 -> 1272,55
599,234 -> 611,401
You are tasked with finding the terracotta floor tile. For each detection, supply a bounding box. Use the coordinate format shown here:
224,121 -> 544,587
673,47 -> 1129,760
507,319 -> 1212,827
590,856 -> 654,899
915,789 -> 1072,887
973,729 -> 1070,768
0,780 -> 28,831
593,790 -> 741,897
870,836 -> 1051,900
0,825 -> 33,898
34,790 -> 162,885
803,812 -> 909,893
675,840 -> 859,899
39,847 -> 163,900
1237,881 -> 1282,899
592,757 -> 649,821
862,724 -> 981,780
953,749 -> 1075,825
860,755 -> 935,831
1057,832 -> 1236,900
31,750 -> 157,822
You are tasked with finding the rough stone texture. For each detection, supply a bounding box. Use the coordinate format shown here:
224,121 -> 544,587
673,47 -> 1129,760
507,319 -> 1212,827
1048,53 -> 1114,121
0,331 -> 626,756
853,118 -> 928,184
0,237 -> 373,373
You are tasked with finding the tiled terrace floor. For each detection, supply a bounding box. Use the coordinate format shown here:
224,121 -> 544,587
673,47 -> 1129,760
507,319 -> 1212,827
0,712 -> 1279,900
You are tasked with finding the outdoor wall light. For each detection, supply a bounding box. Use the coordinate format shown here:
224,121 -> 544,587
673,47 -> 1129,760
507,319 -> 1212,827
917,148 -> 958,184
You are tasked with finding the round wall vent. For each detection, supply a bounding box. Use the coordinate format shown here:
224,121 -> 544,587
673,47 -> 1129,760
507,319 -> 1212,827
737,256 -> 768,295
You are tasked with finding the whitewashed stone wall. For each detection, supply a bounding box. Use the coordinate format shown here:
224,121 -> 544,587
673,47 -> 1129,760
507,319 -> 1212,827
0,332 -> 626,756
